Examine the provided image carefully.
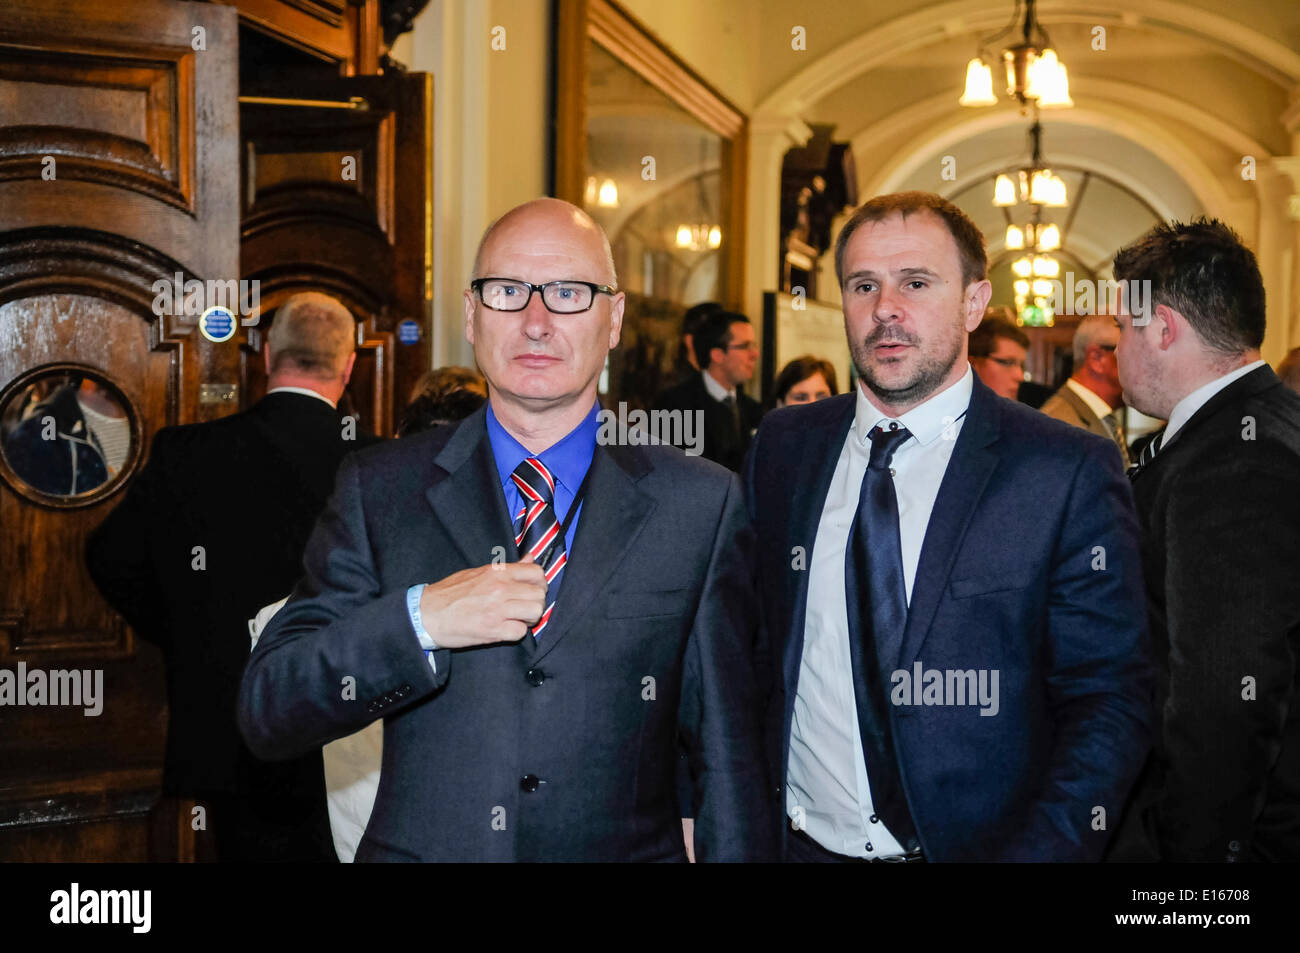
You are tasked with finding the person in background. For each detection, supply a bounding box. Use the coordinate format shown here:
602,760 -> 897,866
397,366 -> 487,437
1108,218 -> 1300,862
968,310 -> 1030,400
675,301 -> 723,380
1039,314 -> 1131,466
1278,345 -> 1300,394
652,309 -> 763,471
87,291 -> 376,862
772,355 -> 839,408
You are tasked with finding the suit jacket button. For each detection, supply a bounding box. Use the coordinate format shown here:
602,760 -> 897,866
520,774 -> 541,793
526,668 -> 545,686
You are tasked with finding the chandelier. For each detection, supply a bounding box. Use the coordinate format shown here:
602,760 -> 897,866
993,120 -> 1068,214
960,0 -> 1072,111
674,140 -> 722,252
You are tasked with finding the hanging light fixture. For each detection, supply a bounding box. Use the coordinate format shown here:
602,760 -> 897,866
960,0 -> 1072,112
993,120 -> 1069,210
674,140 -> 722,252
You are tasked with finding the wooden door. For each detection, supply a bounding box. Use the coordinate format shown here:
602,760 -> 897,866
0,0 -> 239,860
239,69 -> 432,435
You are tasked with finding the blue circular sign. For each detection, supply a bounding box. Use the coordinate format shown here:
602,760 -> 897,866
199,305 -> 236,343
398,319 -> 421,345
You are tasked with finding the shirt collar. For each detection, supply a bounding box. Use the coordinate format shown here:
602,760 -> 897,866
1065,378 -> 1116,419
485,400 -> 600,494
1164,359 -> 1267,443
266,386 -> 337,409
701,369 -> 735,403
853,364 -> 974,450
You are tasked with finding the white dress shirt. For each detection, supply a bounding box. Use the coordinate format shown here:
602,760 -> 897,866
1162,359 -> 1266,445
266,385 -> 336,408
700,369 -> 736,403
1065,378 -> 1115,420
787,366 -> 972,858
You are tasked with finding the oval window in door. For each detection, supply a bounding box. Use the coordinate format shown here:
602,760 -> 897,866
0,363 -> 142,508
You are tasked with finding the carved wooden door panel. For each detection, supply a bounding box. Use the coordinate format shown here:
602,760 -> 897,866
239,70 -> 433,435
0,0 -> 239,860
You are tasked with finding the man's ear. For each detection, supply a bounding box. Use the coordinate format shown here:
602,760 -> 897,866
464,289 -> 476,346
1153,304 -> 1180,352
263,341 -> 272,375
341,351 -> 357,386
608,291 -> 625,349
965,280 -> 993,331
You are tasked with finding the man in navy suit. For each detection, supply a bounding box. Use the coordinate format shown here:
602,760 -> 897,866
238,198 -> 772,862
746,191 -> 1152,862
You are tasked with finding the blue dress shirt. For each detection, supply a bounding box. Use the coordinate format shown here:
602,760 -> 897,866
409,402 -> 600,669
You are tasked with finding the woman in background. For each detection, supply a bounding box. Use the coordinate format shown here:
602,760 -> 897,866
771,355 -> 838,409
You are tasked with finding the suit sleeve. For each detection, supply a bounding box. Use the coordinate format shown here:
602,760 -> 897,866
1001,439 -> 1153,861
237,453 -> 449,760
677,471 -> 778,861
85,428 -> 177,645
1152,458 -> 1300,861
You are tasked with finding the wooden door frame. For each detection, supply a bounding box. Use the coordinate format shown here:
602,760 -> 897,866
553,0 -> 748,310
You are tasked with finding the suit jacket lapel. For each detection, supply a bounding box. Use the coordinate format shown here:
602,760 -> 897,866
1060,385 -> 1106,436
424,408 -> 516,575
530,442 -> 656,665
896,377 -> 1001,669
783,395 -> 856,698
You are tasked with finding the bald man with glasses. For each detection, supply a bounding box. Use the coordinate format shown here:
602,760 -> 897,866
239,198 -> 773,862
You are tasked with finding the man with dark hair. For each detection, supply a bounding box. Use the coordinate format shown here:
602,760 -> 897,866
677,301 -> 722,378
748,190 -> 1150,861
968,312 -> 1031,401
1109,218 -> 1300,862
652,309 -> 763,472
86,291 -> 375,862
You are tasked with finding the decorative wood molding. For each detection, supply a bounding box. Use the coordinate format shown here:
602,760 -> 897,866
554,0 -> 749,309
0,43 -> 196,214
587,0 -> 744,139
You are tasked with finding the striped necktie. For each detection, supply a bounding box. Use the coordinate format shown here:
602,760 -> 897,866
511,457 -> 566,638
1127,429 -> 1164,479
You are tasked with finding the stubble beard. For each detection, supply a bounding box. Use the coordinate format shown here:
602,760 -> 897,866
850,317 -> 965,409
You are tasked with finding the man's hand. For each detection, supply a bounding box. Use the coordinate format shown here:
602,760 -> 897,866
418,562 -> 546,648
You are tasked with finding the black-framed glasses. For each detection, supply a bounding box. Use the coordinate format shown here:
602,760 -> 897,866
471,278 -> 616,314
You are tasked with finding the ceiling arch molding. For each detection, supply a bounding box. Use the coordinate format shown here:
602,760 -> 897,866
754,0 -> 1300,120
852,102 -> 1241,222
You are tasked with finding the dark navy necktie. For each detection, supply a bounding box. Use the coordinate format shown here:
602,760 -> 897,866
844,421 -> 920,851
511,457 -> 566,639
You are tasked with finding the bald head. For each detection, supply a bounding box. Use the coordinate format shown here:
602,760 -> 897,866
471,198 -> 616,288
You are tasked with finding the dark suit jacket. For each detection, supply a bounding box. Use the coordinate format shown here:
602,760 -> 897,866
1110,365 -> 1300,862
86,393 -> 375,806
745,374 -> 1153,862
652,372 -> 763,472
236,405 -> 774,862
